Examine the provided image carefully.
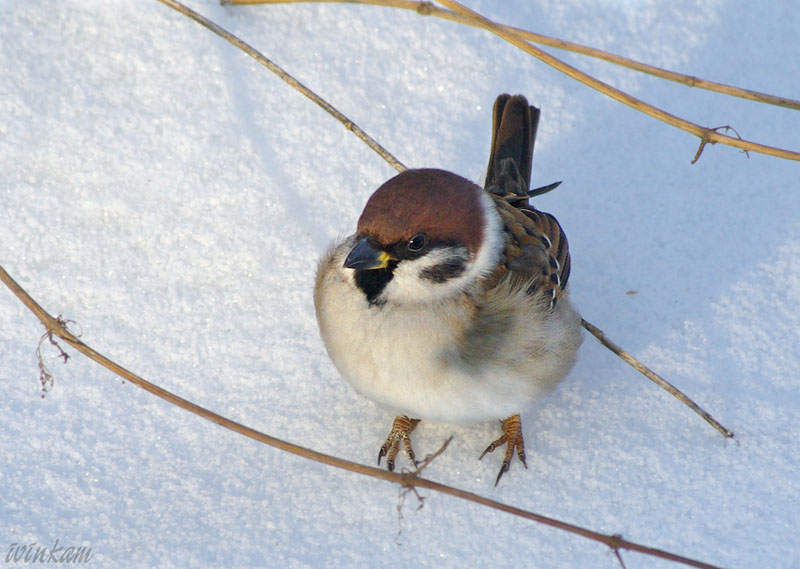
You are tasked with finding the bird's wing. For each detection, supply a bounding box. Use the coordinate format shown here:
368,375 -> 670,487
489,197 -> 571,309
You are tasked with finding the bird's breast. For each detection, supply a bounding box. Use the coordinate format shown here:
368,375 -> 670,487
314,244 -> 581,424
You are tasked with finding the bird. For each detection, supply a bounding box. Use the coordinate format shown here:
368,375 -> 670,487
314,94 -> 583,485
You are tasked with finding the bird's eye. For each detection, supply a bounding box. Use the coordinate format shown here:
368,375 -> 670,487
407,234 -> 428,252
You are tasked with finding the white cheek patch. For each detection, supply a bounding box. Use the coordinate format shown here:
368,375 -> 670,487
384,248 -> 467,303
381,193 -> 504,305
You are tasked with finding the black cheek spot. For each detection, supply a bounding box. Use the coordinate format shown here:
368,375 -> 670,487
420,259 -> 467,283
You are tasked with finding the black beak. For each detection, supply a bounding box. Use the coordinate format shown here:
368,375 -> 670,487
343,237 -> 391,270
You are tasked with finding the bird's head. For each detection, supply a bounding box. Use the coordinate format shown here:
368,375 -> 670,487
344,168 -> 503,306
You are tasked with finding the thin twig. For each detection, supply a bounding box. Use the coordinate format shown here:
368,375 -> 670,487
0,263 -> 728,569
436,0 -> 800,162
691,125 -> 748,164
409,435 -> 452,477
612,537 -> 629,569
226,0 -> 800,162
35,315 -> 81,396
228,0 -> 800,112
581,319 -> 734,439
154,0 -> 406,172
394,435 -> 450,541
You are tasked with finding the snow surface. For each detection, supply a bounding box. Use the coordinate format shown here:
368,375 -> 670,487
2,1 -> 799,567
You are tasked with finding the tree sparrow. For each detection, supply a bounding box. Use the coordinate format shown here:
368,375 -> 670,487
314,94 -> 583,484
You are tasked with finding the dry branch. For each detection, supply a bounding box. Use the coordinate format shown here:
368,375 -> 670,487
228,0 -> 800,112
437,0 -> 799,162
581,319 -> 733,438
155,0 -> 406,171
1,263 -> 727,569
227,0 -> 800,163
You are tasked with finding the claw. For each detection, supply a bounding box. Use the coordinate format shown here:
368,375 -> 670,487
479,414 -> 527,486
494,461 -> 510,486
378,415 -> 420,472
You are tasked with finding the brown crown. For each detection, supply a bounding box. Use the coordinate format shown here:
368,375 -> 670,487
356,169 -> 485,254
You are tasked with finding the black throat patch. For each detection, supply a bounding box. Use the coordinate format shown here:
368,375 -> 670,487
353,261 -> 398,306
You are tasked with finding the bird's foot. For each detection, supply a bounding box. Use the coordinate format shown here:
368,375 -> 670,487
378,415 -> 421,471
479,414 -> 527,486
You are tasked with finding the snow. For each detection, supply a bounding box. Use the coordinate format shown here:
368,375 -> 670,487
1,1 -> 798,567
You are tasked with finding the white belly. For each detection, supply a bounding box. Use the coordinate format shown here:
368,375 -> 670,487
314,258 -> 579,424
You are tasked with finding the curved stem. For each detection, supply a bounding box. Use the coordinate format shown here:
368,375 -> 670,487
1,263 -> 724,569
437,0 -> 799,161
227,0 -> 800,112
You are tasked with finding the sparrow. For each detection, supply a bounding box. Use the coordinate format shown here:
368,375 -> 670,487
314,94 -> 583,485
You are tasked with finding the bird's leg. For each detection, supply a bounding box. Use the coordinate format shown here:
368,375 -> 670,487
479,413 -> 527,486
378,415 -> 421,471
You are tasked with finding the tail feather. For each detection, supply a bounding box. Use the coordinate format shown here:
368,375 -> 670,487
484,94 -> 539,198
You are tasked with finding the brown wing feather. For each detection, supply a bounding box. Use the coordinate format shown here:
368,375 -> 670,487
490,196 -> 571,309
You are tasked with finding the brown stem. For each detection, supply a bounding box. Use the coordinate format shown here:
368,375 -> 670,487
154,0 -> 406,172
1,263 -> 726,569
227,0 -> 800,112
581,319 -> 734,438
436,0 -> 799,162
